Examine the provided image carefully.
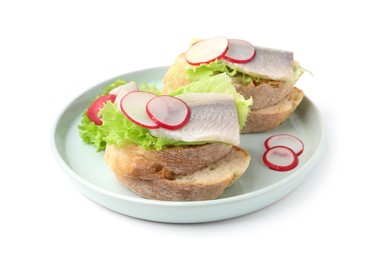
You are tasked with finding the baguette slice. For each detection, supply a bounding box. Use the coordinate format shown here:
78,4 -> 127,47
242,87 -> 304,133
104,142 -> 233,180
105,145 -> 250,201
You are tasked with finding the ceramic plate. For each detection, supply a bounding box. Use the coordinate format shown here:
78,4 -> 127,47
51,66 -> 325,223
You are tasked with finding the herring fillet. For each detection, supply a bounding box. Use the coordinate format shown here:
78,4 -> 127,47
150,93 -> 240,145
222,46 -> 294,81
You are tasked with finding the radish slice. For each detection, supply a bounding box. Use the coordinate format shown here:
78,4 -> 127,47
120,91 -> 159,129
224,39 -> 256,63
263,146 -> 299,171
146,95 -> 190,130
87,94 -> 116,125
185,37 -> 229,65
114,82 -> 139,110
265,134 -> 304,156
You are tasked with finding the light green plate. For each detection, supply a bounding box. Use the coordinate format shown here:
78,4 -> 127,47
51,66 -> 325,223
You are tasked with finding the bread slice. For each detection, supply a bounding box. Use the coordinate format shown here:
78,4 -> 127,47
104,142 -> 233,180
231,76 -> 294,110
105,145 -> 250,201
242,87 -> 304,133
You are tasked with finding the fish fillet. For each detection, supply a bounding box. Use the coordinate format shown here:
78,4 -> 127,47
150,93 -> 240,145
222,46 -> 294,81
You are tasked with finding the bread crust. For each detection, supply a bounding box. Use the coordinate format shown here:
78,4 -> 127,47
110,146 -> 250,201
242,87 -> 304,133
104,142 -> 232,180
231,76 -> 293,110
162,53 -> 190,95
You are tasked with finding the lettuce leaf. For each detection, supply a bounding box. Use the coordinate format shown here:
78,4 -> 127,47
293,63 -> 309,82
78,74 -> 252,151
170,73 -> 252,129
185,60 -> 259,84
78,113 -> 109,151
185,60 -> 237,81
101,102 -> 206,150
138,82 -> 161,95
186,59 -> 306,86
78,79 -> 128,151
79,102 -> 204,151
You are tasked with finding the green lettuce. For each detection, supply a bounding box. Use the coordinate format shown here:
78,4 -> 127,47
185,60 -> 237,81
185,60 -> 257,84
78,74 -> 252,151
186,59 -> 307,86
79,113 -> 108,151
139,82 -> 161,95
79,101 -> 203,152
79,79 -> 180,151
293,63 -> 308,82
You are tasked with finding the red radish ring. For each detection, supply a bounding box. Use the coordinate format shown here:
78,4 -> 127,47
112,82 -> 139,110
87,94 -> 116,125
120,91 -> 159,129
146,95 -> 190,130
265,134 -> 304,156
224,39 -> 256,63
185,37 -> 229,65
263,146 -> 299,172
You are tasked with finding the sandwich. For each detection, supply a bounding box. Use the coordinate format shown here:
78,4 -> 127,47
78,74 -> 252,201
162,37 -> 306,133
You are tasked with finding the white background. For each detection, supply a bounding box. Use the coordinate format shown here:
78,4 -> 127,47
1,0 -> 373,259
